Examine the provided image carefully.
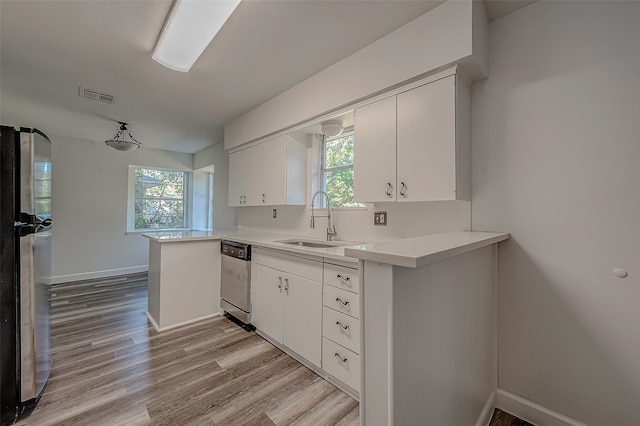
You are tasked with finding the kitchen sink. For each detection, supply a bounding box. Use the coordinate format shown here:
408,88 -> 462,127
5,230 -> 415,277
276,239 -> 349,249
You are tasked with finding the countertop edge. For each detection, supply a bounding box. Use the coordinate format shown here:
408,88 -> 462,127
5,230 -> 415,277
141,230 -> 359,264
344,231 -> 510,268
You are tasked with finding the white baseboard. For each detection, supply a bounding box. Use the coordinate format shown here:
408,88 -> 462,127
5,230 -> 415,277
497,389 -> 588,426
477,391 -> 496,426
145,311 -> 222,333
50,265 -> 148,284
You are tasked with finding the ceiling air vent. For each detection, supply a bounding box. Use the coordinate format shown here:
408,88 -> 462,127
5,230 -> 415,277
79,87 -> 115,104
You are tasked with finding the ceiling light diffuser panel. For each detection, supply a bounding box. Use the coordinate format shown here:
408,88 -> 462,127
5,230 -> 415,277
153,0 -> 241,72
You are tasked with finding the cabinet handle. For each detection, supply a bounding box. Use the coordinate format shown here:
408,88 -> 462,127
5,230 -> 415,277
262,193 -> 265,203
239,195 -> 243,204
400,181 -> 407,197
386,182 -> 393,197
336,297 -> 350,307
336,320 -> 350,330
334,352 -> 348,363
243,195 -> 246,203
337,274 -> 351,283
284,278 -> 289,292
278,277 -> 283,291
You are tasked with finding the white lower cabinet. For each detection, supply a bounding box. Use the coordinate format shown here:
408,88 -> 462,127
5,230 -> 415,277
322,262 -> 361,394
252,249 -> 361,396
252,249 -> 322,367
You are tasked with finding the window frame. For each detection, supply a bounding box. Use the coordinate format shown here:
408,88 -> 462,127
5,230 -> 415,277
319,128 -> 364,209
126,165 -> 192,232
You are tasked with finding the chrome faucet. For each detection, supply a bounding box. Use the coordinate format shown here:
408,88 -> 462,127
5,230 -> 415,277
310,191 -> 337,241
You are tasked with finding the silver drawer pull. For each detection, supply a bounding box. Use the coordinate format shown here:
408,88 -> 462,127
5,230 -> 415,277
337,274 -> 351,283
335,352 -> 348,363
284,278 -> 289,292
336,321 -> 350,330
336,297 -> 350,306
278,277 -> 283,290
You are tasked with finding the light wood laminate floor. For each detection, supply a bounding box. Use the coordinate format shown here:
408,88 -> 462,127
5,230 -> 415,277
17,273 -> 531,426
17,274 -> 358,426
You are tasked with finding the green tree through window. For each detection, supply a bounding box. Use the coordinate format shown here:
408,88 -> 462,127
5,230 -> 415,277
321,131 -> 364,208
133,168 -> 186,229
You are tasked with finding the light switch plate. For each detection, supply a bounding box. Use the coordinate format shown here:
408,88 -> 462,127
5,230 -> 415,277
374,211 -> 387,226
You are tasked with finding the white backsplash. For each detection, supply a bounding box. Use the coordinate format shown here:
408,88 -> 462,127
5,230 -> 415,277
237,200 -> 470,244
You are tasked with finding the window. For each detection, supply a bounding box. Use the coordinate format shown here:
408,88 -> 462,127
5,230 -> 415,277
128,166 -> 188,231
320,130 -> 364,208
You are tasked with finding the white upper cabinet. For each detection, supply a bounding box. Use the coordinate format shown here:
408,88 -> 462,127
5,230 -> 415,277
353,70 -> 470,203
353,96 -> 397,202
228,135 -> 307,207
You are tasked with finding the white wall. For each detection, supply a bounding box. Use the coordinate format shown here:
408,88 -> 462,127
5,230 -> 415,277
194,142 -> 237,231
472,2 -> 640,425
51,135 -> 192,282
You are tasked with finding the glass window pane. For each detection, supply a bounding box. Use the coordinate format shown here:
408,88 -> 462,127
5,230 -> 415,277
133,167 -> 186,230
322,168 -> 363,208
324,135 -> 354,169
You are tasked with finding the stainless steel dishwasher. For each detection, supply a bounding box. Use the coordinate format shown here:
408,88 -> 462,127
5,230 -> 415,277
220,240 -> 252,324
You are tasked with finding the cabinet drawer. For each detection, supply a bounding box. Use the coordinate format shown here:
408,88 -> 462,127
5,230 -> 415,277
322,307 -> 360,354
322,338 -> 360,392
254,248 -> 322,282
323,264 -> 359,294
323,285 -> 359,319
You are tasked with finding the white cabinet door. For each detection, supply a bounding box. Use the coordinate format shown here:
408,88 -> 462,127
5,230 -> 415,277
252,264 -> 284,344
397,75 -> 456,201
228,148 -> 248,207
260,136 -> 288,205
353,95 -> 397,203
283,274 -> 322,367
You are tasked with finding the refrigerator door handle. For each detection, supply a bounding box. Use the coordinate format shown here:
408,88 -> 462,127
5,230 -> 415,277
16,213 -> 53,236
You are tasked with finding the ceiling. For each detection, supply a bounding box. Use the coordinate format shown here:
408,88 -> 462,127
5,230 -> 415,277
0,0 -> 535,154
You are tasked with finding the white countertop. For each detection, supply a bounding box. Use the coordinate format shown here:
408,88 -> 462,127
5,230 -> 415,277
141,229 -> 364,264
141,229 -> 509,268
344,231 -> 509,268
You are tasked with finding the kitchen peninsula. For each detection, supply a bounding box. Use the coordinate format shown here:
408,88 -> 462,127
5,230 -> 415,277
142,229 -> 509,424
141,229 -> 361,331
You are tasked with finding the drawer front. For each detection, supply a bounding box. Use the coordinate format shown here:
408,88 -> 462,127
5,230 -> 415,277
254,248 -> 322,282
322,338 -> 360,392
323,264 -> 359,294
323,285 -> 360,319
322,307 -> 360,354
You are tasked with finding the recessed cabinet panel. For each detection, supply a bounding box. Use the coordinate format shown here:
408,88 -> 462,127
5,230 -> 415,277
353,96 -> 397,203
323,307 -> 361,354
323,285 -> 360,318
283,275 -> 322,367
397,76 -> 456,201
322,338 -> 360,392
252,264 -> 284,344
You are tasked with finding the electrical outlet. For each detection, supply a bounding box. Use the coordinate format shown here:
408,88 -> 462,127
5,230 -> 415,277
374,211 -> 387,226
272,209 -> 277,219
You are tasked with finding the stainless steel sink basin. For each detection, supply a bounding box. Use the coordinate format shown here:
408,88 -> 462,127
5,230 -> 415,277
276,239 -> 348,249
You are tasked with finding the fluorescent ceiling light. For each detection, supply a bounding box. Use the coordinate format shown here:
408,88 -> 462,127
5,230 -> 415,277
153,0 -> 241,72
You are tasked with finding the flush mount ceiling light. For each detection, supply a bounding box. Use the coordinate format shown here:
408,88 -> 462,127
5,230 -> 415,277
105,122 -> 143,152
153,0 -> 241,72
320,119 -> 344,138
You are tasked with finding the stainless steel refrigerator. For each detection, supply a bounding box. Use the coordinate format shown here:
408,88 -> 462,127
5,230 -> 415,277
1,126 -> 52,425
